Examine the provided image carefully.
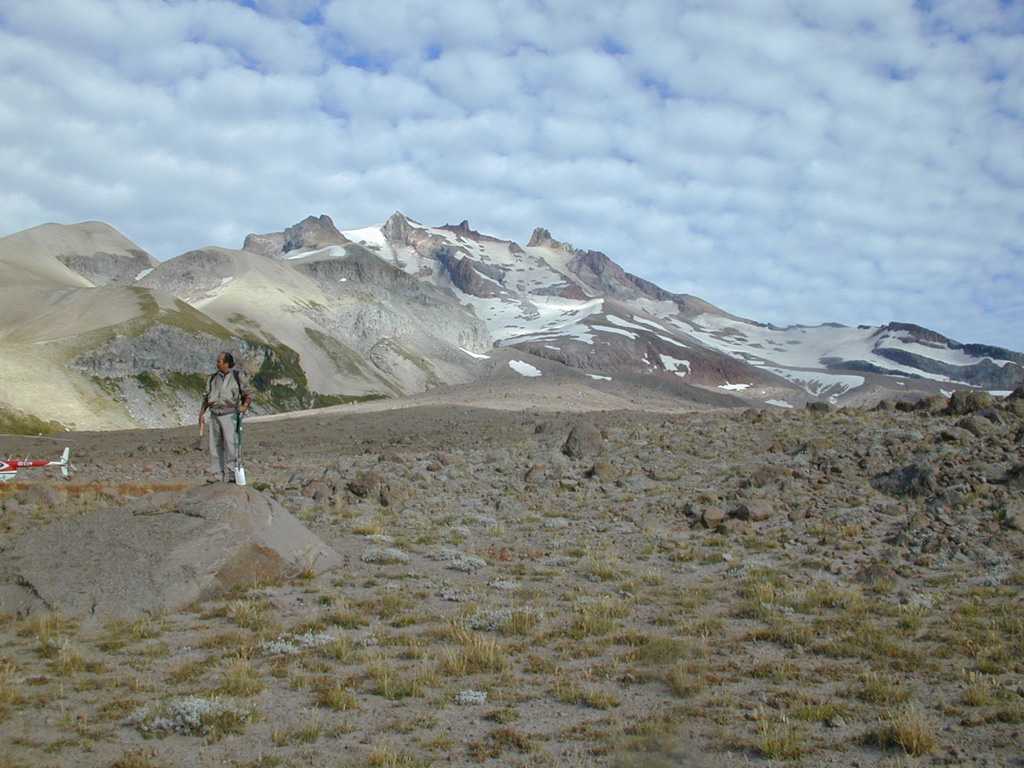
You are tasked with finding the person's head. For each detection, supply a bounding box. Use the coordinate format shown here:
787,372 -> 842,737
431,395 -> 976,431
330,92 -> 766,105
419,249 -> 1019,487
216,352 -> 234,372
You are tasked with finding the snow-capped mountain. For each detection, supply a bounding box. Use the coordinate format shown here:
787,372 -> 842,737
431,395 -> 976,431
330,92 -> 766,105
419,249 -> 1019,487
0,214 -> 1021,430
259,213 -> 1023,406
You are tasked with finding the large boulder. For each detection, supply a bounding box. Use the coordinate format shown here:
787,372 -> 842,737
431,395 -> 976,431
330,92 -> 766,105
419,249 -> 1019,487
0,484 -> 341,618
945,390 -> 996,416
871,462 -> 937,498
562,422 -> 605,459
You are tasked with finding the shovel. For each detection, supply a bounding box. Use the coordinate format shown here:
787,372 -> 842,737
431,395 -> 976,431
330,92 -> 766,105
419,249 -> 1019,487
234,411 -> 247,486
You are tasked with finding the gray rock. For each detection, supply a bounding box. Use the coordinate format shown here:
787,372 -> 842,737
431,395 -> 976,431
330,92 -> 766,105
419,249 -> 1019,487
1002,511 -> 1024,532
1,484 -> 341,617
957,415 -> 992,437
360,547 -> 410,565
940,427 -> 976,443
1003,464 -> 1024,488
21,483 -> 61,507
945,390 -> 996,416
872,462 -> 937,498
524,464 -> 547,485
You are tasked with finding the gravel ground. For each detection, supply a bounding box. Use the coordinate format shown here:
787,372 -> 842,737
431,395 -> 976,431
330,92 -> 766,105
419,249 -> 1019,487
1,386 -> 1023,767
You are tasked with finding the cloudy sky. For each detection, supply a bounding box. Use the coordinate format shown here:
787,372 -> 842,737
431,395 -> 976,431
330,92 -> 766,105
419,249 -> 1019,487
2,0 -> 1022,350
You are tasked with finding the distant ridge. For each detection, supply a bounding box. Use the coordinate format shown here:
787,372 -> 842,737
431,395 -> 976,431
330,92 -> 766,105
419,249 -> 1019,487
0,214 -> 1021,431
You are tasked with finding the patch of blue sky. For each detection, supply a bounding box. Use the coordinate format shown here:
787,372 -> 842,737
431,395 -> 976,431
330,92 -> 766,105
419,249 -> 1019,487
600,37 -> 628,56
639,75 -> 674,100
232,0 -> 325,25
880,63 -> 917,82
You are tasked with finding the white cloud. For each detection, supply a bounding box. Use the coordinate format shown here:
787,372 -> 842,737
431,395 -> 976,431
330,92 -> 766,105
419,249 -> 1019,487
0,0 -> 1022,350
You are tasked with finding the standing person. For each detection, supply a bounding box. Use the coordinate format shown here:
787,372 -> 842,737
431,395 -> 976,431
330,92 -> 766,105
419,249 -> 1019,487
199,352 -> 253,483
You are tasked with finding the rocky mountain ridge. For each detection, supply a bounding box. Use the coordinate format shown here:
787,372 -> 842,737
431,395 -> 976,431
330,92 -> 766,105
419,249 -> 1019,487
0,213 -> 1021,431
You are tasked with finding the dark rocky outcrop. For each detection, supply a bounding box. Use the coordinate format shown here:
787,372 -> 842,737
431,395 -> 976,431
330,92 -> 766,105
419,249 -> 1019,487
57,249 -> 156,286
872,462 -> 937,498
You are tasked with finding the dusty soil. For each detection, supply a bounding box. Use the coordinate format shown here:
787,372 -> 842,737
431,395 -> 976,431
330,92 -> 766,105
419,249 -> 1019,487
1,384 -> 1023,768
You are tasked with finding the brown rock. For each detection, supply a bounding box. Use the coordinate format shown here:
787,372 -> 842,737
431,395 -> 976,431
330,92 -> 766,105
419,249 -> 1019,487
855,562 -> 899,587
303,481 -> 332,500
733,499 -> 774,522
742,465 -> 792,488
699,505 -> 727,529
562,422 -> 605,459
524,464 -> 547,484
913,394 -> 948,413
588,460 -> 622,484
348,470 -> 382,498
380,481 -> 408,509
720,518 -> 751,534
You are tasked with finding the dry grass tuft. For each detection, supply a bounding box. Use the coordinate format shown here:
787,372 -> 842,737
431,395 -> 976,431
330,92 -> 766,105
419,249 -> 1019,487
217,656 -> 266,696
312,677 -> 359,711
366,657 -> 427,699
872,705 -> 938,757
442,626 -> 510,675
756,707 -> 810,760
553,680 -> 621,710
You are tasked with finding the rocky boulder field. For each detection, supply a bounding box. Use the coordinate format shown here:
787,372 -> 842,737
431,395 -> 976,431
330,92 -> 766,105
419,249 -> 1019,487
1,387 -> 1023,767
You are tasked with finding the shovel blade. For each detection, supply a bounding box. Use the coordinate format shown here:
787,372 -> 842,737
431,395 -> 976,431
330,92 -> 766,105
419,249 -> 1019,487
234,466 -> 247,486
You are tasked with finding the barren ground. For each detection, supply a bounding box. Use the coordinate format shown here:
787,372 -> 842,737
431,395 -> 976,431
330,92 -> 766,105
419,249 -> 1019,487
1,385 -> 1023,768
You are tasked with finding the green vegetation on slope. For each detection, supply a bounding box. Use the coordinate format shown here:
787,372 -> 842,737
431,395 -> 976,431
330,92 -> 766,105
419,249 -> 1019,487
0,406 -> 65,435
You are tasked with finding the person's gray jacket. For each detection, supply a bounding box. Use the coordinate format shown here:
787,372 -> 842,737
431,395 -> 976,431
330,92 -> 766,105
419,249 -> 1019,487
204,369 -> 252,416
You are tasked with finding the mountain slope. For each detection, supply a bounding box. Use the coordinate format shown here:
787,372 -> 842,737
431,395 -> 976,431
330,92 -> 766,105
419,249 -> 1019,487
0,214 -> 1021,431
326,213 -> 1024,406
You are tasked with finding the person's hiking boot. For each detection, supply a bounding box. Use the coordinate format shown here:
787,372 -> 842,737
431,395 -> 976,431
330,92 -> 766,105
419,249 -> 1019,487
206,474 -> 222,483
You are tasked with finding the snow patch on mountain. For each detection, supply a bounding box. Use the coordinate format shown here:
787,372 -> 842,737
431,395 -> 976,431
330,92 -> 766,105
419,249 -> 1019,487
761,368 -> 866,402
481,297 -> 605,344
282,245 -> 346,261
659,355 -> 691,376
509,360 -> 542,377
342,225 -> 389,251
681,314 -> 1011,384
